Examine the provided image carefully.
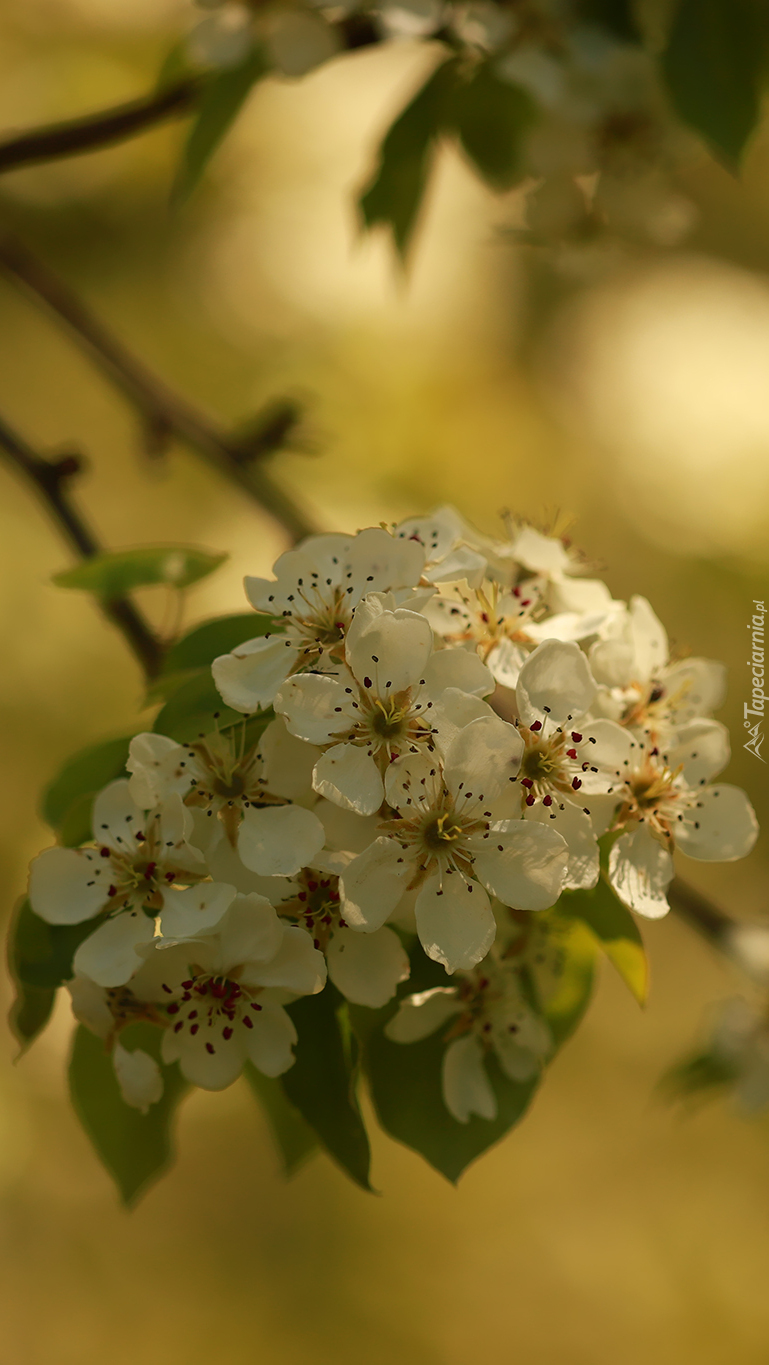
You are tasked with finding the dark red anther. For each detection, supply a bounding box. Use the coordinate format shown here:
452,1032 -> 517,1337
530,721 -> 542,732
210,980 -> 227,998
143,861 -> 157,881
251,1002 -> 262,1011
572,777 -> 582,790
243,1015 -> 253,1028
165,872 -> 176,883
174,1021 -> 183,1033
135,831 -> 145,842
107,885 -> 117,898
567,749 -> 577,760
520,777 -> 533,789
188,1010 -> 198,1020
167,1003 -> 179,1015
206,1043 -> 215,1054
307,880 -> 318,892
181,980 -> 193,989
223,1027 -> 233,1040
338,918 -> 347,928
162,983 -> 173,994
190,1024 -> 199,1035
525,794 -> 536,806
100,847 -> 110,858
543,794 -> 553,807
571,732 -> 582,743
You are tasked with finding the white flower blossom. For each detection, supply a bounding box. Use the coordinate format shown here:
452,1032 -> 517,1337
136,892 -> 326,1090
276,593 -> 493,815
608,724 -> 759,918
29,780 -> 237,987
127,718 -> 325,878
340,713 -> 568,972
212,527 -> 425,712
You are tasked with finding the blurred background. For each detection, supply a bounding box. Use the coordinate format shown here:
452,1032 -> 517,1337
1,2 -> 769,1361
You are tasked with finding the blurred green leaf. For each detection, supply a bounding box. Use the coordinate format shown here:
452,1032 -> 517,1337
9,898 -> 100,991
359,56 -> 460,257
244,1064 -> 319,1176
42,735 -> 131,833
162,613 -> 273,674
69,1022 -> 189,1206
282,988 -> 372,1191
663,0 -> 769,167
541,915 -> 598,1048
660,1049 -> 738,1102
9,982 -> 55,1052
174,48 -> 269,203
450,65 -> 538,189
54,546 -> 227,597
562,879 -> 648,1005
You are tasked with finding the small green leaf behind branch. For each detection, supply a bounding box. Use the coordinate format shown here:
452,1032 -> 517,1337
53,545 -> 227,597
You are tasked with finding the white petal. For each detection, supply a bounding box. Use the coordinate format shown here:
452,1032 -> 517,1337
312,743 -> 384,816
525,800 -> 599,891
421,645 -> 494,699
578,719 -> 635,791
316,798 -> 381,854
443,713 -> 523,803
346,526 -> 425,601
663,658 -> 727,722
327,925 -> 409,1006
73,910 -> 155,988
551,576 -> 616,615
629,595 -> 668,682
339,837 -> 413,931
485,638 -> 528,689
589,638 -> 634,688
470,820 -> 567,911
164,1023 -> 247,1090
493,1037 -> 541,1082
415,874 -> 496,973
259,717 -> 321,800
665,720 -> 730,787
159,881 -> 236,938
442,1034 -> 497,1123
212,635 -> 295,713
516,639 -> 597,725
242,924 -> 327,994
385,986 -> 460,1042
677,785 -> 759,862
428,688 -> 491,755
245,1002 -> 298,1077
238,804 -> 324,877
28,846 -> 107,925
428,545 -> 487,587
92,779 -> 143,853
127,733 -> 187,809
346,608 -> 433,696
67,975 -> 114,1038
275,670 -> 356,746
608,828 -> 673,918
208,892 -> 284,973
113,1044 -> 163,1113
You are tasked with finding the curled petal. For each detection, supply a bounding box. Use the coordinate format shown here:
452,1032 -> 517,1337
327,925 -> 409,1007
608,828 -> 673,919
73,910 -> 155,988
385,987 -> 461,1042
213,636 -> 296,713
238,804 -> 324,877
346,607 -> 433,696
276,672 -> 356,746
516,639 -> 597,726
313,743 -> 384,816
113,1044 -> 163,1113
415,874 -> 496,973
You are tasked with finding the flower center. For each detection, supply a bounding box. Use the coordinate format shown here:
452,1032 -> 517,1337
422,812 -> 464,850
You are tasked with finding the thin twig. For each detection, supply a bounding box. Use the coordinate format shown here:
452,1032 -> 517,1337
669,878 -> 732,948
0,415 -> 164,679
0,233 -> 316,543
0,78 -> 201,175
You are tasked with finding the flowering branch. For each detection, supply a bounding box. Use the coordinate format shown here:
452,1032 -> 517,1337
0,233 -> 316,544
0,77 -> 201,175
0,414 -> 164,680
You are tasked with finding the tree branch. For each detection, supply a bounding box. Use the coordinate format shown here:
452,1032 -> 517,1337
669,878 -> 732,947
0,233 -> 316,543
0,78 -> 202,175
0,415 -> 164,680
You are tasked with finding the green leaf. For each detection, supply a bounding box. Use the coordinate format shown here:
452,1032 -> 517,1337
562,879 -> 648,1006
281,988 -> 372,1191
152,668 -> 247,742
362,1012 -> 538,1183
69,1022 -> 189,1206
9,982 -> 56,1052
660,1049 -> 738,1102
662,0 -> 769,167
162,613 -> 272,674
53,545 -> 227,597
359,56 -> 460,257
450,65 -> 538,189
42,735 -> 131,834
9,899 -> 99,991
244,1064 -> 319,1177
174,48 -> 269,203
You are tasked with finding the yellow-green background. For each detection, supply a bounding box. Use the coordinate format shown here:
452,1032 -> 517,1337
1,3 -> 769,1361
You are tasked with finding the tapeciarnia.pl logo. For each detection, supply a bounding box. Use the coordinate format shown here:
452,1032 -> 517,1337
745,599 -> 766,762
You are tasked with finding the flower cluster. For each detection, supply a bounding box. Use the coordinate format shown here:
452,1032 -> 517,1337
26,508 -> 757,1126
